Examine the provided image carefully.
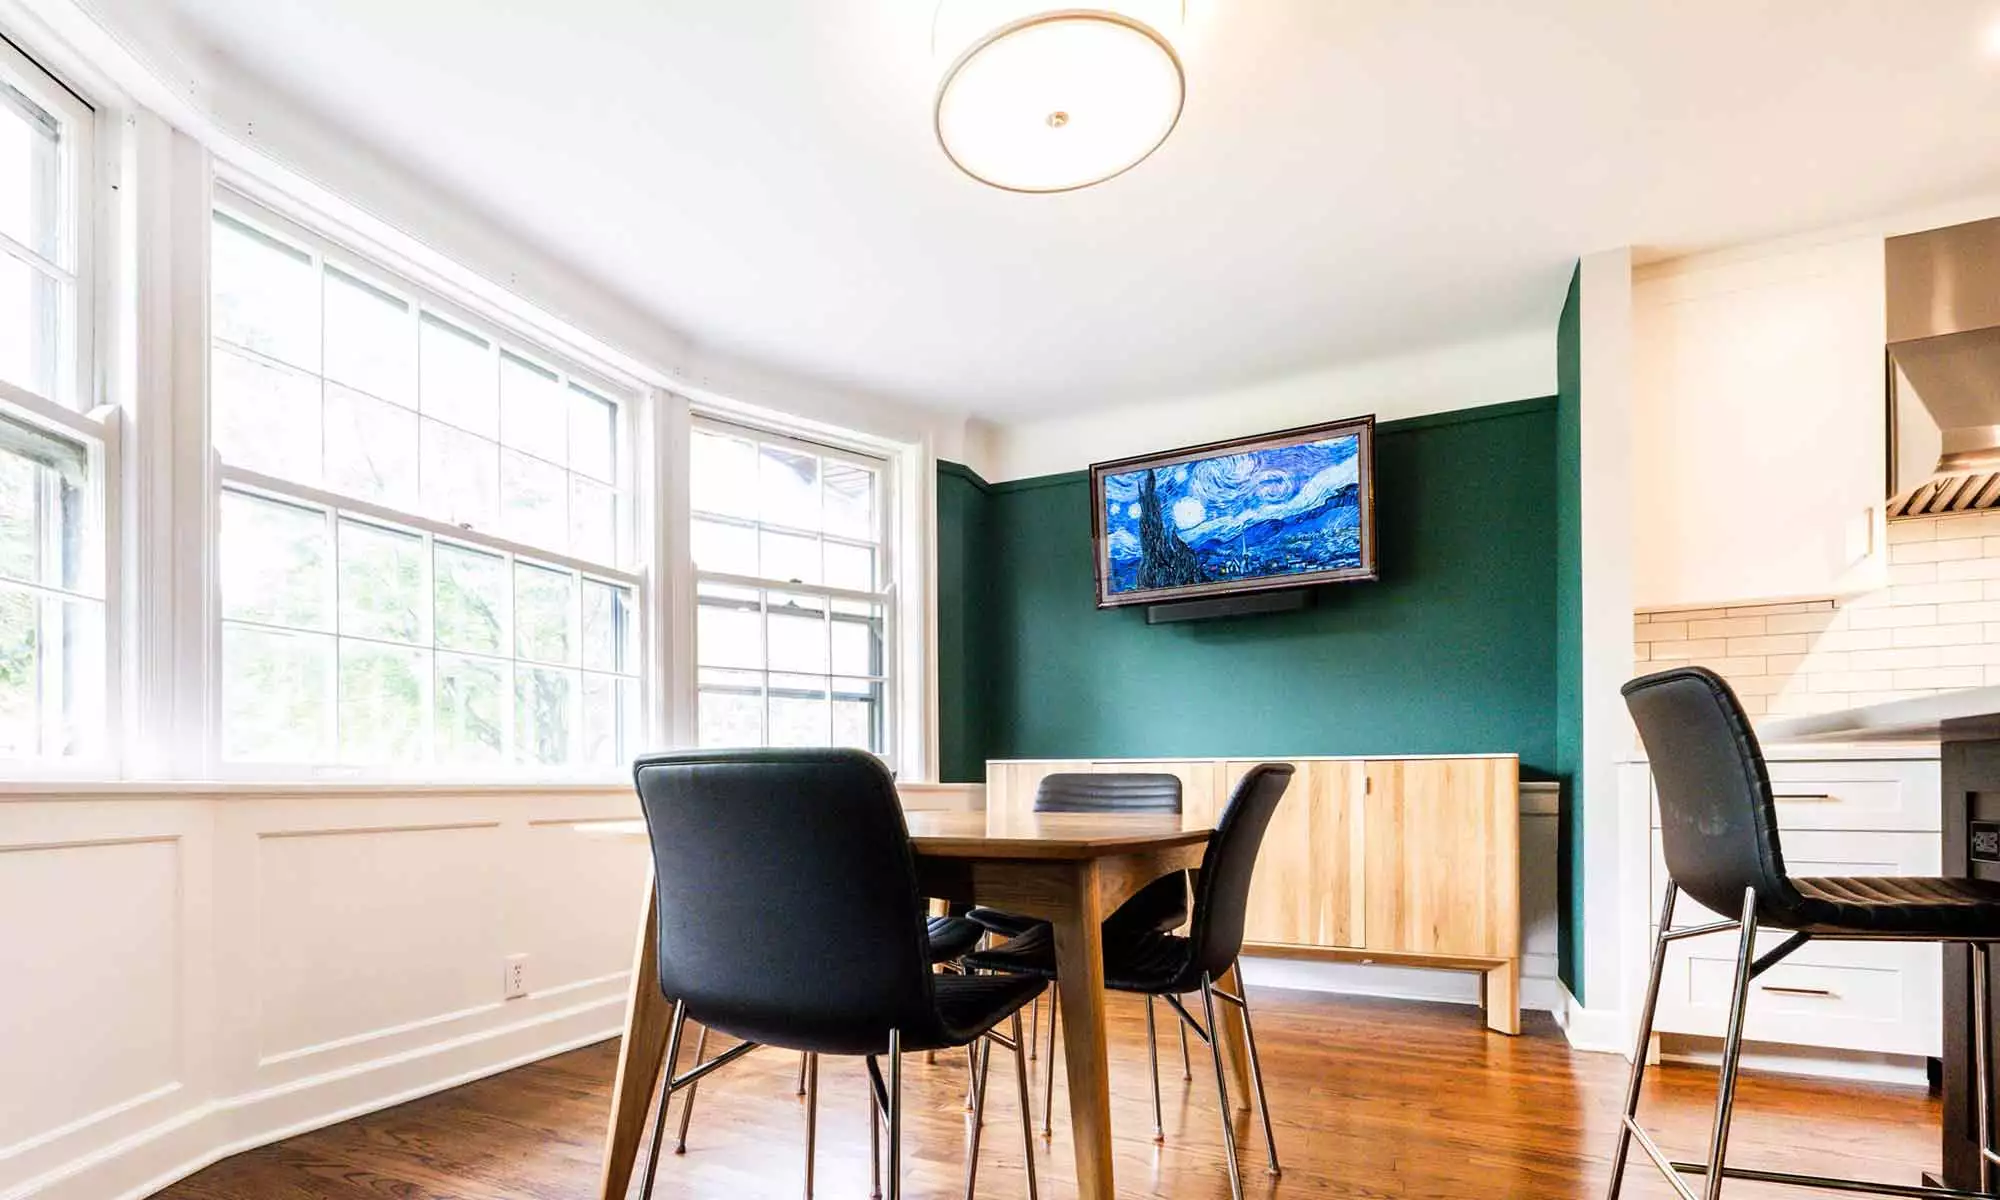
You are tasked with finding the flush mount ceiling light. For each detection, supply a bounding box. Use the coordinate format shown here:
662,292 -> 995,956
934,9 -> 1185,194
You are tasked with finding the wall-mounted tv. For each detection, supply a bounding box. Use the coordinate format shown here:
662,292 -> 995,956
1091,414 -> 1376,609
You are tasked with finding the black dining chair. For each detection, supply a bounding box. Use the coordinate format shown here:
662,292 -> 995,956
965,762 -> 1295,1200
1613,666 -> 2000,1200
631,747 -> 1046,1200
967,772 -> 1198,1131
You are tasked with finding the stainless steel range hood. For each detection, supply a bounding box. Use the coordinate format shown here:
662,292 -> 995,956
1888,216 -> 2000,511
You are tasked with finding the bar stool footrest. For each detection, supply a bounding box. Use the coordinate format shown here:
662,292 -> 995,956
1669,1159 -> 1993,1199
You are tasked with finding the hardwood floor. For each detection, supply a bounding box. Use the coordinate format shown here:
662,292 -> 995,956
154,987 -> 1939,1199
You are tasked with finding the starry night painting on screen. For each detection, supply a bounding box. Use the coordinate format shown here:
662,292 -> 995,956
1095,418 -> 1374,607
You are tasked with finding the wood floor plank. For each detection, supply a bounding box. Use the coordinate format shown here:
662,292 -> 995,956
152,988 -> 1940,1199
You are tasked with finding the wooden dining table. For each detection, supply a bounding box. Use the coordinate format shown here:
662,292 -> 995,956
590,806 -> 1254,1200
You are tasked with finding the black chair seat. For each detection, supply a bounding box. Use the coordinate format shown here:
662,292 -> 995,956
926,915 -> 984,962
964,924 -> 1200,995
1782,876 -> 2000,938
924,972 -> 1048,1050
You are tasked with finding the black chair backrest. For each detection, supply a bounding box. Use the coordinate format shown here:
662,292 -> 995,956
631,747 -> 933,1055
1182,763 -> 1294,983
1622,666 -> 1799,921
1035,772 -> 1183,814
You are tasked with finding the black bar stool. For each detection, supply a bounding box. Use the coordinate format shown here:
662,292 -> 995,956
1614,666 -> 2000,1200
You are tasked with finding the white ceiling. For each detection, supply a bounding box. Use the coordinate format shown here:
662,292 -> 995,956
132,1 -> 2000,419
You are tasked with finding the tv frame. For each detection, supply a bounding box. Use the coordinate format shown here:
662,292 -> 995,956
1089,414 -> 1377,610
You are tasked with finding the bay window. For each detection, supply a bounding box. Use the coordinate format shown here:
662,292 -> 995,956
210,198 -> 641,774
690,420 -> 893,757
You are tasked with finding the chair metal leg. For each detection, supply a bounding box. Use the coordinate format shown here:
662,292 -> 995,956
887,1032 -> 904,1200
963,1032 -> 994,1200
1700,887 -> 1760,1200
1146,995 -> 1165,1141
966,1043 -> 980,1113
797,1050 -> 809,1096
803,1052 -> 818,1198
1041,998 -> 1059,1138
638,1000 -> 688,1200
869,1067 -> 882,1200
1977,942 -> 1995,1194
1011,1010 -> 1040,1200
1607,879 -> 1679,1200
1200,975 -> 1246,1200
1179,1014 -> 1191,1080
1029,994 -> 1039,1060
673,1022 -> 709,1154
1231,964 -> 1281,1175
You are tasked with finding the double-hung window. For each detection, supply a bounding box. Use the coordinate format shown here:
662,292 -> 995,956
209,198 -> 642,774
0,38 -> 103,764
690,421 -> 893,757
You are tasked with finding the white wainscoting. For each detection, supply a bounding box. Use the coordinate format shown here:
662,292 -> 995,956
1240,780 -> 1566,1014
0,783 -> 649,1200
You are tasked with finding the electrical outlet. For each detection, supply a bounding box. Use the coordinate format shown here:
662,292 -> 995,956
503,954 -> 529,1000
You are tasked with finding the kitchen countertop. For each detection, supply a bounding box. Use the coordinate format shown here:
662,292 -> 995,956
1760,685 -> 2000,744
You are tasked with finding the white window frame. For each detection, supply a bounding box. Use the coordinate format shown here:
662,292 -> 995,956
207,190 -> 648,781
0,31 -> 116,776
688,413 -> 900,764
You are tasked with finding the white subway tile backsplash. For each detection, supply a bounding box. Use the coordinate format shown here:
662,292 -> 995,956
1765,610 -> 1841,635
1889,581 -> 1985,606
1888,518 -> 1938,543
1634,621 -> 1688,642
1687,616 -> 1768,639
1850,605 -> 1933,629
1894,666 -> 1986,690
1892,623 -> 1989,647
1939,557 -> 2000,582
1646,637 -> 1727,661
1851,646 -> 1941,671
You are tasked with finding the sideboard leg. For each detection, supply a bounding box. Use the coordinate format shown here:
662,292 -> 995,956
1482,960 -> 1521,1036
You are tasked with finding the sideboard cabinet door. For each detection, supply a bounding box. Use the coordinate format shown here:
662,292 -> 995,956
1226,759 -> 1365,949
1361,758 -> 1520,959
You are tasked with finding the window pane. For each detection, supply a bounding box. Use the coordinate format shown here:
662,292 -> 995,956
824,541 -> 874,591
823,460 -> 875,540
419,313 -> 497,437
697,668 -> 763,747
222,625 -> 331,761
434,542 -> 505,653
323,266 -> 414,407
580,672 -> 622,768
0,415 -> 89,592
691,518 -> 756,576
767,593 -> 828,674
338,640 -> 425,763
0,252 -> 62,403
690,430 -> 756,518
0,448 -> 33,584
435,652 -> 504,765
515,665 -> 574,764
337,519 -> 423,643
0,78 -> 61,263
571,476 -> 616,564
696,585 -> 762,670
833,676 -> 880,751
514,561 -> 573,664
0,586 -> 35,756
325,384 -> 418,508
569,384 -> 616,482
419,418 -> 498,531
759,529 -> 820,585
221,490 -> 330,630
768,673 -> 830,747
212,345 -> 322,481
831,607 -> 883,677
500,353 -> 568,460
580,579 -> 631,672
501,448 -> 567,549
212,213 -> 319,371
760,444 -> 819,531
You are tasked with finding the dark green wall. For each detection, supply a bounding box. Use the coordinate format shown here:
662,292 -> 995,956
1554,266 -> 1585,999
938,397 -> 1561,779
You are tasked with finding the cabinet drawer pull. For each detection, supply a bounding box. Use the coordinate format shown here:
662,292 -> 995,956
1773,792 -> 1835,802
1760,984 -> 1836,997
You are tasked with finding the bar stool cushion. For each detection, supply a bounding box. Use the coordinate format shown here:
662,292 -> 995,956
1784,876 -> 2000,938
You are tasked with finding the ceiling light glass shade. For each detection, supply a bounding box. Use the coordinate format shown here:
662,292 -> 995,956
935,11 -> 1185,193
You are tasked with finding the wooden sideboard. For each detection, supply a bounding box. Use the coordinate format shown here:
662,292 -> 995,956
986,754 -> 1523,1034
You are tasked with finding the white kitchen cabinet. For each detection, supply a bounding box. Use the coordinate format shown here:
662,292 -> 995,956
1632,235 -> 1888,609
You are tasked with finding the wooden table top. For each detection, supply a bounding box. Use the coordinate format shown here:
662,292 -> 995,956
584,811 -> 1208,861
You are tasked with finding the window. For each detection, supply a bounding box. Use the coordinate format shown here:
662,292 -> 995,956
210,199 -> 641,773
690,420 -> 891,756
0,40 -> 102,764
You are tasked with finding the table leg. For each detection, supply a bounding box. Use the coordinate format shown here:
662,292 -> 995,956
1214,961 -> 1253,1109
600,875 -> 673,1200
1050,862 -> 1116,1200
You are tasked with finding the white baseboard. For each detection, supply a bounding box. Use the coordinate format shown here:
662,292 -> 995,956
1238,955 -> 1565,1015
8,995 -> 624,1200
1554,987 -> 1629,1055
1659,1035 -> 1931,1088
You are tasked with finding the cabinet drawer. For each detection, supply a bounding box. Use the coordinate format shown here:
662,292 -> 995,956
1652,829 -> 1940,929
1654,931 -> 1940,1057
1648,758 -> 1940,834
